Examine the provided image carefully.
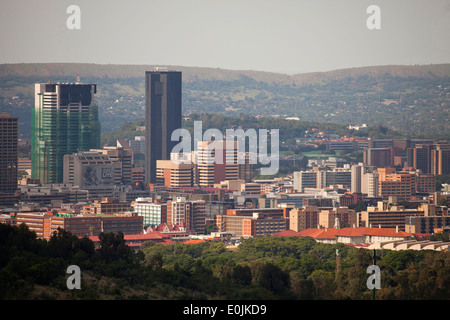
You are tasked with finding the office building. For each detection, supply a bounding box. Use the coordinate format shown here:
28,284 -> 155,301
87,197 -> 131,215
145,69 -> 182,183
379,172 -> 416,201
156,159 -> 194,188
363,148 -> 394,168
0,113 -> 18,200
131,197 -> 167,227
242,213 -> 289,237
90,146 -> 133,185
194,140 -> 239,187
63,151 -> 115,199
360,202 -> 429,230
19,211 -> 142,240
129,136 -> 146,154
407,142 -> 449,174
405,215 -> 450,234
289,206 -> 320,231
318,207 -> 358,229
368,139 -> 393,149
431,144 -> 450,175
315,167 -> 351,189
166,197 -> 206,234
293,171 -> 317,192
32,81 -> 100,184
407,144 -> 434,173
351,163 -> 379,197
215,208 -> 288,237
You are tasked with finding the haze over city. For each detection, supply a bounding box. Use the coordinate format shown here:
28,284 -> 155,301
0,0 -> 449,74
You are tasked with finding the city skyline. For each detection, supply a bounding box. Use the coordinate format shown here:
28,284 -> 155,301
1,0 -> 450,304
0,0 -> 449,74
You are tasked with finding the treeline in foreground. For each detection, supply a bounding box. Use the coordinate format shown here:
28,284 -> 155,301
0,223 -> 449,300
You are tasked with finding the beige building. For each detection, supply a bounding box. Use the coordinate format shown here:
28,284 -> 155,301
156,159 -> 194,187
289,206 -> 319,232
194,141 -> 239,187
87,197 -> 131,215
318,207 -> 357,229
63,151 -> 116,199
90,146 -> 133,185
359,201 -> 436,231
166,197 -> 206,233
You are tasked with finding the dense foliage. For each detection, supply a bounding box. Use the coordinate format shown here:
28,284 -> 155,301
1,223 -> 450,300
100,113 -> 402,147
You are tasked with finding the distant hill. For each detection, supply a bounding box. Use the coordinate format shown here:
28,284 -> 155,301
101,113 -> 403,148
1,62 -> 450,83
0,62 -> 449,139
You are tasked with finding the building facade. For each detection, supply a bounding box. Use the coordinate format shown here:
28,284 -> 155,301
145,69 -> 182,183
0,113 -> 18,199
63,151 -> 115,199
32,81 -> 100,184
131,197 -> 167,227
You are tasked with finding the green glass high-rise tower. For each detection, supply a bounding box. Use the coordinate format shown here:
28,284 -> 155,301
31,80 -> 100,184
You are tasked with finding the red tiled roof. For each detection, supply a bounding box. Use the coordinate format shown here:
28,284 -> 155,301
298,228 -> 339,239
297,227 -> 413,240
272,230 -> 301,237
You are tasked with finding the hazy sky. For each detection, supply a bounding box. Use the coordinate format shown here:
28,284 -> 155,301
0,0 -> 449,74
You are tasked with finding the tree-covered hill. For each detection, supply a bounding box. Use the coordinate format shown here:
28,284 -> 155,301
1,223 -> 450,300
101,113 -> 404,147
0,63 -> 448,139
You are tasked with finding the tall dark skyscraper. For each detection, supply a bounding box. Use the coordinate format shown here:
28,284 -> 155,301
31,80 -> 100,184
145,69 -> 182,183
0,113 -> 18,196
